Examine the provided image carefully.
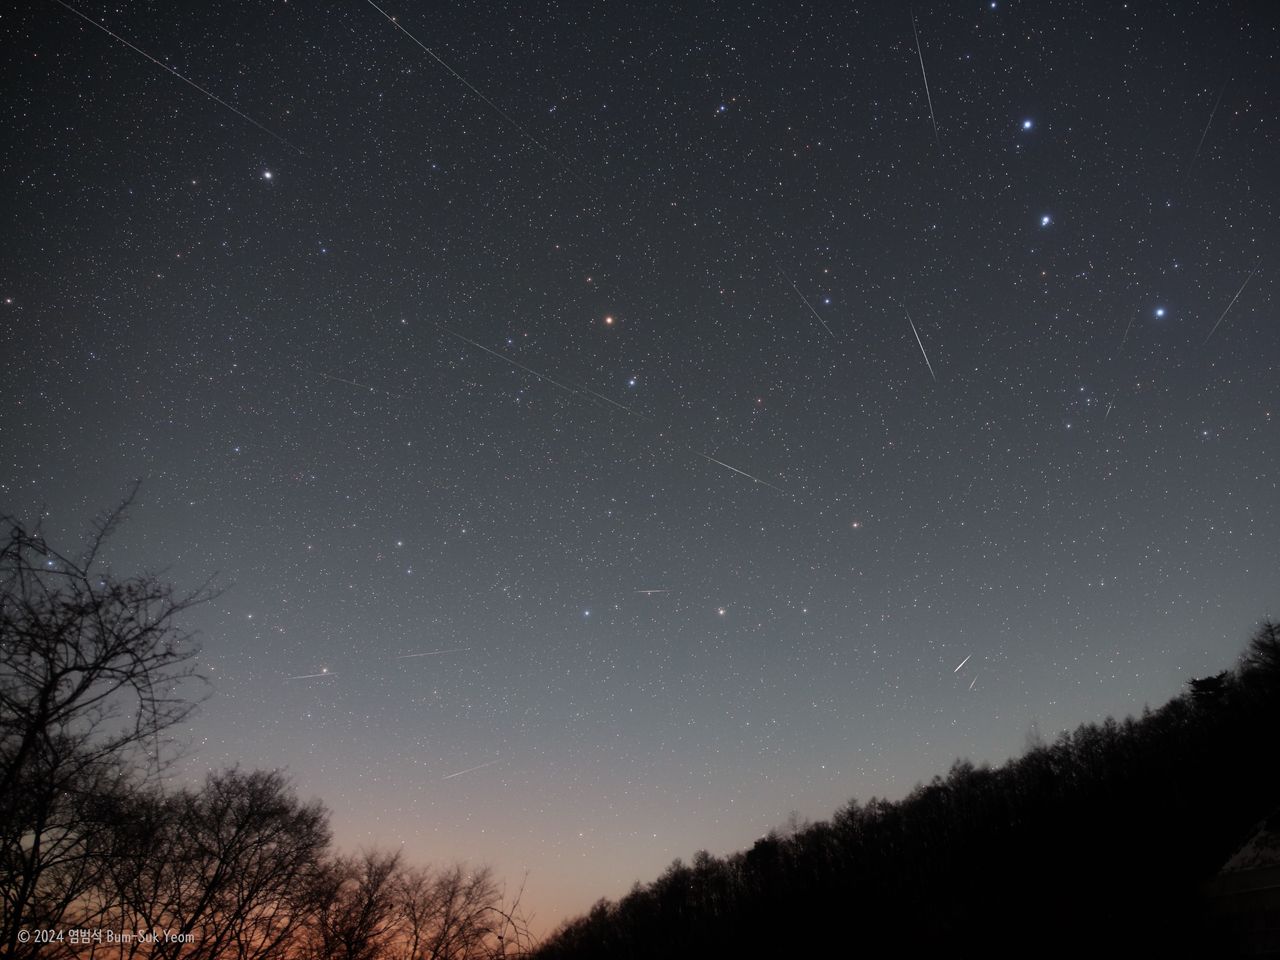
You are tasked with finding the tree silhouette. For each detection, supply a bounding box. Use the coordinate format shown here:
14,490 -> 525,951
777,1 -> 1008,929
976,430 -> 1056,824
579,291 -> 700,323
534,619 -> 1280,959
1,492 -> 537,959
91,768 -> 331,960
0,486 -> 212,957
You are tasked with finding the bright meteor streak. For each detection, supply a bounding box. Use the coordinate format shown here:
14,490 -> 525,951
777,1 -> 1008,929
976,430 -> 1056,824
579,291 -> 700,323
910,9 -> 943,157
954,654 -> 972,673
902,303 -> 938,382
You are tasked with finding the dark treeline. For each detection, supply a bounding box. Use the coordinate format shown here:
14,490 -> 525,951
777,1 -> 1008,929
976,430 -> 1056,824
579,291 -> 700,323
1,494 -> 532,959
536,624 -> 1280,958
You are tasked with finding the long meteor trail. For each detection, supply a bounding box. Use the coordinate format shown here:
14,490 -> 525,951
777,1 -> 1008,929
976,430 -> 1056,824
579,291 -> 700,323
778,266 -> 838,341
443,327 -> 647,418
304,367 -> 411,400
362,0 -> 593,191
1184,82 -> 1227,185
51,0 -> 302,154
910,10 -> 943,156
902,303 -> 938,382
954,654 -> 972,673
1203,264 -> 1262,344
442,758 -> 503,780
394,648 -> 470,659
694,452 -> 785,493
447,328 -> 785,494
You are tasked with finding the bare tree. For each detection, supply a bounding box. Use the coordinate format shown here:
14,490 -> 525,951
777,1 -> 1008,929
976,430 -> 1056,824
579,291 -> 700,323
394,864 -> 533,960
308,850 -> 405,960
0,486 -> 212,957
90,768 -> 332,960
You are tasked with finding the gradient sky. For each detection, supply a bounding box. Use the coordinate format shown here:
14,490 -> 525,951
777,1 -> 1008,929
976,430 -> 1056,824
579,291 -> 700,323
2,0 -> 1277,934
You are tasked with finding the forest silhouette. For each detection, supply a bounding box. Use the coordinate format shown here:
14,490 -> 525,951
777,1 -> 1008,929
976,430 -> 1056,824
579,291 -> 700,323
3,493 -> 1277,957
535,623 -> 1280,958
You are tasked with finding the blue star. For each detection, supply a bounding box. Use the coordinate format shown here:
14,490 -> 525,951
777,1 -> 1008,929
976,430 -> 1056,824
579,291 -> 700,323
1022,118 -> 1034,131
1040,214 -> 1052,227
1154,307 -> 1166,318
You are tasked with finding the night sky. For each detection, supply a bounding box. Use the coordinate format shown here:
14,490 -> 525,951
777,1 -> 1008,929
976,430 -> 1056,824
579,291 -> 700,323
2,0 -> 1278,933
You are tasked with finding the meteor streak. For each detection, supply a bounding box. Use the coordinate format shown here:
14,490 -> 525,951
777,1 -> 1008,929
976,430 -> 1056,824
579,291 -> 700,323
444,328 -> 588,401
51,0 -> 302,154
443,327 -> 643,417
1183,82 -> 1227,185
693,451 -> 786,493
910,9 -> 943,156
286,670 -> 336,681
954,654 -> 972,673
362,0 -> 593,190
446,328 -> 784,494
777,266 -> 838,341
901,303 -> 937,382
1117,309 -> 1137,357
304,367 -> 410,400
442,758 -> 502,780
1203,264 -> 1262,344
395,647 -> 470,659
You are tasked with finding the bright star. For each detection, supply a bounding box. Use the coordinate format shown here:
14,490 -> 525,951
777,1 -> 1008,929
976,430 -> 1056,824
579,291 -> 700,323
262,170 -> 273,180
1022,119 -> 1033,130
1154,307 -> 1166,318
1040,214 -> 1052,227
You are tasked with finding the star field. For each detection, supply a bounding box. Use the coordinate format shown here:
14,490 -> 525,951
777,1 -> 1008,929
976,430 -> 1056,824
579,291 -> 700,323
2,0 -> 1278,933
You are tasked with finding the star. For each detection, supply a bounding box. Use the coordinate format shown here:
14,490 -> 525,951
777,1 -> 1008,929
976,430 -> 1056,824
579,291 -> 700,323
1022,118 -> 1034,130
1154,307 -> 1166,318
1040,214 -> 1052,227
